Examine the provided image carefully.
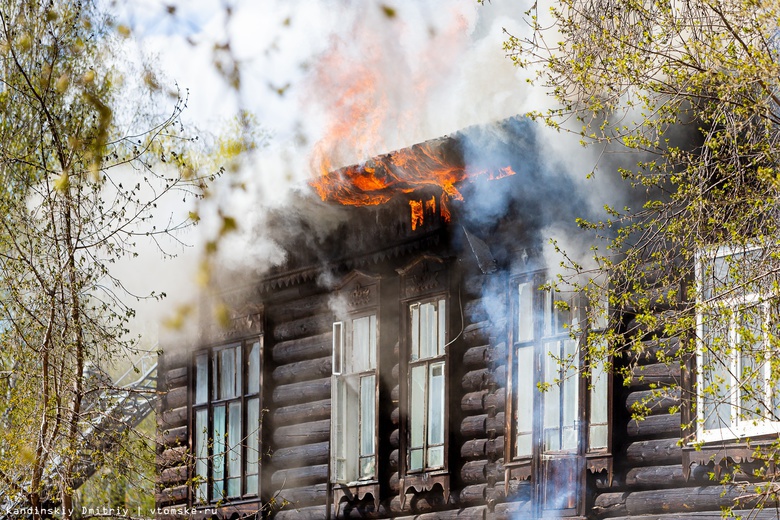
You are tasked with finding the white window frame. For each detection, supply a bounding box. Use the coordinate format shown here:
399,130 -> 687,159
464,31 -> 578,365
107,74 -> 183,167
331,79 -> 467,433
331,314 -> 379,485
406,297 -> 447,474
696,245 -> 780,442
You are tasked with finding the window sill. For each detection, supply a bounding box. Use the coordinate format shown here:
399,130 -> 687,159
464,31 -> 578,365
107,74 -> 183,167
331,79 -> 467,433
683,437 -> 779,480
332,481 -> 380,510
399,471 -> 450,509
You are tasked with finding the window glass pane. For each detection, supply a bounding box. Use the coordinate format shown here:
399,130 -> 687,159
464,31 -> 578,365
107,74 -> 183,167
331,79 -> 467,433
361,456 -> 376,479
561,339 -> 579,450
360,375 -> 376,458
410,365 -> 426,449
589,352 -> 609,450
409,448 -> 423,471
428,362 -> 445,446
702,313 -> 733,431
246,398 -> 260,494
427,445 -> 444,468
212,404 -> 226,498
738,304 -> 764,422
411,304 -> 420,361
517,282 -> 534,343
247,341 -> 260,395
515,346 -> 534,458
544,287 -> 553,337
543,342 -> 561,451
438,299 -> 446,355
333,322 -> 343,375
227,402 -> 242,497
353,316 -> 370,372
195,354 -> 208,405
194,409 -> 208,502
369,314 -> 377,370
420,303 -> 431,360
219,348 -> 235,399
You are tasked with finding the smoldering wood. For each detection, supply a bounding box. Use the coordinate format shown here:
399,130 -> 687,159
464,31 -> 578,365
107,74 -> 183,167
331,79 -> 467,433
460,414 -> 487,439
273,331 -> 332,364
272,356 -> 332,385
273,419 -> 330,448
461,390 -> 488,413
628,363 -> 681,388
627,413 -> 680,438
463,345 -> 488,368
276,483 -> 329,508
273,313 -> 333,342
461,460 -> 488,484
273,377 -> 331,406
271,463 -> 329,488
164,385 -> 187,409
626,388 -> 681,415
461,368 -> 489,392
625,438 -> 683,466
461,438 -> 487,459
486,412 -> 505,436
272,441 -> 330,468
272,399 -> 331,426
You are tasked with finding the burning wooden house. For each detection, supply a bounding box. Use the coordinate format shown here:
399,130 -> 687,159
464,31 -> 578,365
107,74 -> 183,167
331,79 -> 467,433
155,117 -> 780,519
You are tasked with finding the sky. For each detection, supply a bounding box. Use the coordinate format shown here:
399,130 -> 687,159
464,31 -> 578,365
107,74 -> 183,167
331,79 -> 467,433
106,0 -> 613,342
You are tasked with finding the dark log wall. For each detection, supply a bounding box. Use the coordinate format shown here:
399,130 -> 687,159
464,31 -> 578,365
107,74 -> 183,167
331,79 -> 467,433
156,360 -> 190,520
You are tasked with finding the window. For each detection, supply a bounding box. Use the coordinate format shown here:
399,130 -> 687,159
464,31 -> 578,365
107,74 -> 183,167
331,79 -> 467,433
193,339 -> 262,504
696,247 -> 780,442
408,298 -> 447,472
506,272 -> 611,517
331,314 -> 378,483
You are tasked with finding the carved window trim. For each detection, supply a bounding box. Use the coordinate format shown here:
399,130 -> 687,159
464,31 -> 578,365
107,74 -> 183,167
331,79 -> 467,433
191,336 -> 263,506
504,271 -> 612,517
397,256 -> 451,509
329,271 -> 382,512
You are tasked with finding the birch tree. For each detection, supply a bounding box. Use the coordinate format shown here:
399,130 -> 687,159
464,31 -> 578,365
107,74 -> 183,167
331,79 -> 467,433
0,1 -> 210,517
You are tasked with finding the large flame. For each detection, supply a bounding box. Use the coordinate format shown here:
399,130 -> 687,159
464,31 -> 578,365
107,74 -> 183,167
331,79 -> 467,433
311,139 -> 516,229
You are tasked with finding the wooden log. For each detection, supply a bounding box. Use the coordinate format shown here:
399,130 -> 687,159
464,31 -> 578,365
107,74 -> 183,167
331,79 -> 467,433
273,399 -> 331,426
607,510 -> 780,520
272,356 -> 332,385
155,485 -> 188,507
627,413 -> 680,438
464,299 -> 488,323
486,461 -> 503,481
463,345 -> 488,368
487,365 -> 507,388
626,463 -> 710,488
273,377 -> 331,406
486,436 -> 504,461
485,482 -> 505,503
491,499 -> 532,520
459,483 -> 487,504
274,314 -> 332,342
625,438 -> 683,466
273,419 -> 330,448
620,484 -> 768,516
271,464 -> 329,488
390,428 -> 400,448
628,362 -> 681,388
486,413 -> 505,436
463,274 -> 486,297
164,385 -> 187,409
461,415 -> 487,439
486,342 -> 507,369
626,388 -> 681,415
462,390 -> 488,413
417,506 -> 486,519
156,446 -> 187,468
462,368 -> 489,392
159,405 -> 187,428
461,438 -> 487,459
389,471 -> 399,493
392,363 -> 399,379
463,321 -> 490,347
275,505 -> 328,520
159,465 -> 187,486
484,391 -> 505,413
391,384 -> 399,402
272,441 -> 330,469
276,484 -> 328,508
390,449 -> 399,470
461,460 -> 487,484
271,294 -> 329,322
165,367 -> 187,388
633,336 -> 681,365
157,425 -> 187,447
593,491 -> 629,517
391,406 -> 400,425
273,332 -> 331,364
